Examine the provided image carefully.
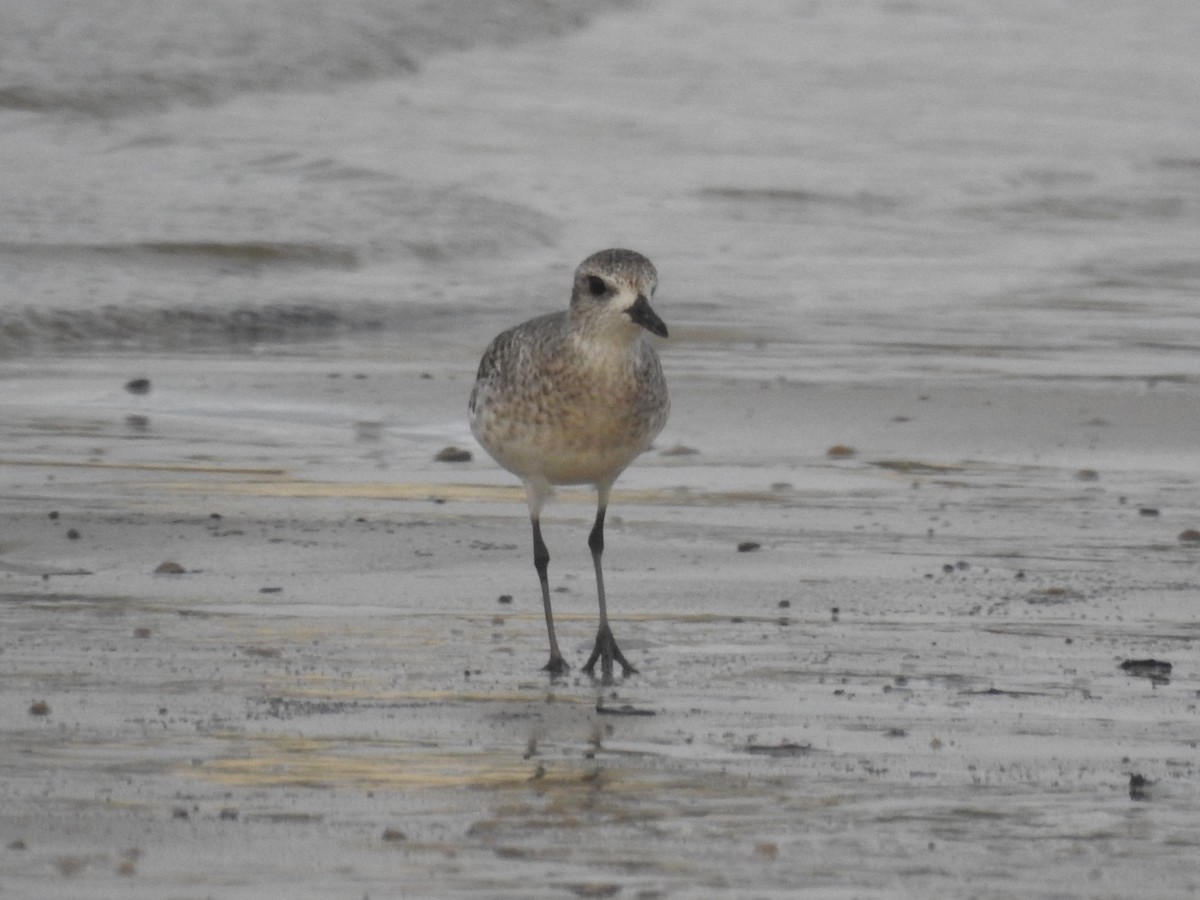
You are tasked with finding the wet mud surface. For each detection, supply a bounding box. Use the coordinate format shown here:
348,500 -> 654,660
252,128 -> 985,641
4,0 -> 1200,894
3,356 -> 1199,898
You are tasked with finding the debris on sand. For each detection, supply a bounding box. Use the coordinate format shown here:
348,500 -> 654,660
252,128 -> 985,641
744,741 -> 812,757
595,703 -> 656,717
1120,659 -> 1172,685
1129,773 -> 1153,801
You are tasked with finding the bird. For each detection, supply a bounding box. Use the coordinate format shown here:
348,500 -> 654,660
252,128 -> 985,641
468,248 -> 670,680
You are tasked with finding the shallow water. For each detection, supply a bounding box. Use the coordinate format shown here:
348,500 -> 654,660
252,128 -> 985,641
2,0 -> 1199,386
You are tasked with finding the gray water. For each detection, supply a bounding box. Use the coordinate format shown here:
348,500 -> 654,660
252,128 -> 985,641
1,0 -> 1199,385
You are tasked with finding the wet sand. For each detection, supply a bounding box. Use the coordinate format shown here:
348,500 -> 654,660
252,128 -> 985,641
4,0 -> 1200,894
3,351 -> 1199,898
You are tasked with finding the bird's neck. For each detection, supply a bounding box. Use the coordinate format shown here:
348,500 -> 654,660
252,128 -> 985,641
570,318 -> 640,364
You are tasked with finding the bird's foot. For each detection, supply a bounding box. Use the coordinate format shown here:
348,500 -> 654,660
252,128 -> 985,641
542,653 -> 569,677
582,623 -> 637,683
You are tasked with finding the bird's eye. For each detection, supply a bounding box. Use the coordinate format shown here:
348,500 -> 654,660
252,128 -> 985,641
587,275 -> 607,297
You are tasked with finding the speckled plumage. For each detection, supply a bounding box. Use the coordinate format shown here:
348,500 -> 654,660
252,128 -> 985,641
468,248 -> 670,679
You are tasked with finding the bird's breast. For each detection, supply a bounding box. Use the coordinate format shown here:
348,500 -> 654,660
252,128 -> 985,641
470,338 -> 668,486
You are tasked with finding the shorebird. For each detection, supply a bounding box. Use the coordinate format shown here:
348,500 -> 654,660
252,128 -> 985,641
469,248 -> 670,679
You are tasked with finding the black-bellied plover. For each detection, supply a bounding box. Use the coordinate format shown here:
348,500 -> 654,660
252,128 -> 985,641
469,248 -> 670,679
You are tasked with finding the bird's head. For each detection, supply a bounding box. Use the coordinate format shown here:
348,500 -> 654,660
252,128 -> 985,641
569,248 -> 668,339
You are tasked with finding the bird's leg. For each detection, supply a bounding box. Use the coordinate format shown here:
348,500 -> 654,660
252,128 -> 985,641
531,517 -> 567,675
582,497 -> 637,681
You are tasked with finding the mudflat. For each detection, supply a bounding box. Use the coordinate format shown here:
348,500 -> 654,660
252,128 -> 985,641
3,351 -> 1198,898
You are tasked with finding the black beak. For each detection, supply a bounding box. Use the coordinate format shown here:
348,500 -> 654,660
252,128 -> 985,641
627,293 -> 668,338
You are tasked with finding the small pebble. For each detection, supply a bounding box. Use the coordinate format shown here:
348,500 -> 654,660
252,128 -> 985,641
124,377 -> 152,395
737,541 -> 761,553
29,700 -> 50,717
755,841 -> 779,860
434,446 -> 472,463
66,528 -> 80,540
154,561 -> 185,575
